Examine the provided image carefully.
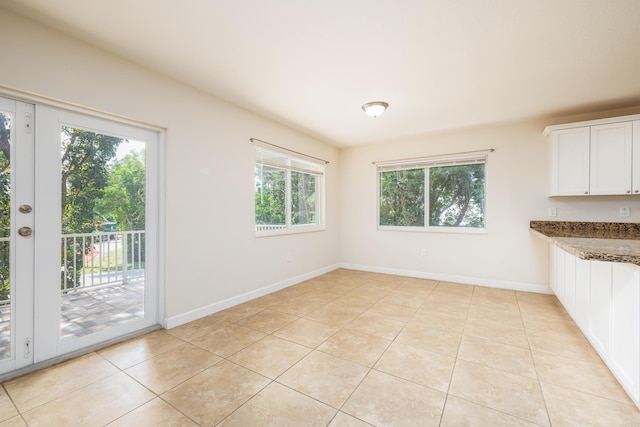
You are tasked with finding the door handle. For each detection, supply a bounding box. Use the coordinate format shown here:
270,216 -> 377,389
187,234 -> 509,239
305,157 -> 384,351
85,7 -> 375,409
18,227 -> 32,237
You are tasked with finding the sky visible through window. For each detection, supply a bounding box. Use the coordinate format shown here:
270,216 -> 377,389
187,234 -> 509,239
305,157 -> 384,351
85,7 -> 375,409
115,140 -> 145,161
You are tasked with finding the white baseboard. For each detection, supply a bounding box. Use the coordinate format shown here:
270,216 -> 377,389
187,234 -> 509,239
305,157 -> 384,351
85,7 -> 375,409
164,262 -> 551,329
163,264 -> 341,329
338,263 -> 553,295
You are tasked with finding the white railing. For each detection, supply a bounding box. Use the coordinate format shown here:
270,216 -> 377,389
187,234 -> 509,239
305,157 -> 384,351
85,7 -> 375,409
0,231 -> 144,306
255,223 -> 318,232
256,224 -> 287,232
0,237 -> 8,305
61,230 -> 145,292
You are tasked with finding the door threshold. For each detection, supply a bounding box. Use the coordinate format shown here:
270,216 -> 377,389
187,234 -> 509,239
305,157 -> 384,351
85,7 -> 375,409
0,325 -> 162,383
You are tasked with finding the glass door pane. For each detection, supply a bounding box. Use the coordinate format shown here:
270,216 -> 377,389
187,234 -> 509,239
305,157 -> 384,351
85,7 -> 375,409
58,127 -> 147,341
0,109 -> 12,360
32,105 -> 157,363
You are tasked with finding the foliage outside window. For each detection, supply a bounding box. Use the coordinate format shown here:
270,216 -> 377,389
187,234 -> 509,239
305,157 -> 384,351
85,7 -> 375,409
378,155 -> 486,231
0,113 -> 11,302
255,146 -> 324,235
59,127 -> 147,290
0,115 -> 147,301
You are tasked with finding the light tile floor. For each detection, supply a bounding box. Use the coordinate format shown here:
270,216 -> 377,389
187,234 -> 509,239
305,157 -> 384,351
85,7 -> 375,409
1,269 -> 640,426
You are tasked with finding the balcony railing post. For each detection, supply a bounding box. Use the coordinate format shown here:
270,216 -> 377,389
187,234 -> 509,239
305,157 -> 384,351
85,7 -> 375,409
59,230 -> 143,295
121,232 -> 128,284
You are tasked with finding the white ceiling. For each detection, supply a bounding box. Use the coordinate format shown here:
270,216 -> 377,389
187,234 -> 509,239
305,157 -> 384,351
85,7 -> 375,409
3,0 -> 640,147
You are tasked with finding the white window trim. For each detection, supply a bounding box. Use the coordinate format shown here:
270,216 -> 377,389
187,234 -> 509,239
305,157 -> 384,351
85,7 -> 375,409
376,151 -> 490,233
376,224 -> 488,235
255,144 -> 325,237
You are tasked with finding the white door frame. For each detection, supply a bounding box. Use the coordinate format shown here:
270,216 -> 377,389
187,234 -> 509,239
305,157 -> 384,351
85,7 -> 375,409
35,105 -> 162,361
0,97 -> 36,374
0,89 -> 164,373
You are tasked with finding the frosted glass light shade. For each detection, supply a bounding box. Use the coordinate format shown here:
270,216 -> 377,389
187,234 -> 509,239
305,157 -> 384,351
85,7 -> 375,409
362,101 -> 388,118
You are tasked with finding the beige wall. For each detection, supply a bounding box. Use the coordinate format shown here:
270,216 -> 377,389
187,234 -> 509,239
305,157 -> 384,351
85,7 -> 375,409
339,110 -> 640,291
0,10 -> 340,324
2,8 -> 640,324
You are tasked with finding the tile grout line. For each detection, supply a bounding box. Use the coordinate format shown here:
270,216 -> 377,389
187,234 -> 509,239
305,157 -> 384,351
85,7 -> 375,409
328,277 -> 408,425
444,289 -> 552,426
1,382 -> 28,426
98,329 -> 231,426
438,284 -> 475,426
9,271 -> 638,425
519,293 -> 554,427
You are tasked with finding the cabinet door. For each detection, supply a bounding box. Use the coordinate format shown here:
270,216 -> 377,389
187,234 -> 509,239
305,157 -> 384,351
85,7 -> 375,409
633,121 -> 640,194
574,257 -> 591,332
610,263 -> 640,402
589,261 -> 612,356
563,251 -> 576,316
549,245 -> 557,294
550,245 -> 565,300
590,122 -> 633,195
551,127 -> 590,195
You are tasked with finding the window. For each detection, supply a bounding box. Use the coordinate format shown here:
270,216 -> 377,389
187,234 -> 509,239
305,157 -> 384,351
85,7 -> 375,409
255,145 -> 324,235
377,153 -> 487,231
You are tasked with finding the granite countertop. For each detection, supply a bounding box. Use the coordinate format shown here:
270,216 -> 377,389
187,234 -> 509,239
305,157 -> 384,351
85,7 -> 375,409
530,221 -> 640,265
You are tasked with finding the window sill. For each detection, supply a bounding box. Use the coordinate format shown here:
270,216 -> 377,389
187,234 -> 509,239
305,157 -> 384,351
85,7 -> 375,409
377,225 -> 487,235
256,226 -> 326,238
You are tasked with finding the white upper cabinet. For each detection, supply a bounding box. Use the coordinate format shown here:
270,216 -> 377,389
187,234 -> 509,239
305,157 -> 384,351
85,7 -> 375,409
551,127 -> 590,195
545,115 -> 640,196
634,121 -> 640,194
590,122 -> 633,195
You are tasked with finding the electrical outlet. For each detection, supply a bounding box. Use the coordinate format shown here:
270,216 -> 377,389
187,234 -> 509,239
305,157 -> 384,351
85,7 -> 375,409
548,207 -> 557,217
420,248 -> 427,257
620,207 -> 630,217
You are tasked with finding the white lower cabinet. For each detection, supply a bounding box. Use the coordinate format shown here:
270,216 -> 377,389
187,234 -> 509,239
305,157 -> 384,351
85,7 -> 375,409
574,257 -> 591,330
611,263 -> 640,403
550,247 -> 640,405
589,261 -> 612,356
564,252 -> 576,317
550,245 -> 565,303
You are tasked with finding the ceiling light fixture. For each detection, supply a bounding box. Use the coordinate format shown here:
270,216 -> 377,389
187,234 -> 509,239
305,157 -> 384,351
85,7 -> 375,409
362,101 -> 389,118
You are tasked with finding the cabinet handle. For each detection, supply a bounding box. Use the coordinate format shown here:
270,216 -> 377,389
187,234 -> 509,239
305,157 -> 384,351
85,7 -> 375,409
584,191 -> 588,194
636,190 -> 639,193
627,190 -> 631,194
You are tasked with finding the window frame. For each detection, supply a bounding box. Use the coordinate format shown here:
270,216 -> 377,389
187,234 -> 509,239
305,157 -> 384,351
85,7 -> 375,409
376,154 -> 488,234
255,145 -> 325,237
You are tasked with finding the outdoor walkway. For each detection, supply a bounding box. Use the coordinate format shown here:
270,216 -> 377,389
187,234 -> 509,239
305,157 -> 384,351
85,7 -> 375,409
0,281 -> 144,360
61,281 -> 145,340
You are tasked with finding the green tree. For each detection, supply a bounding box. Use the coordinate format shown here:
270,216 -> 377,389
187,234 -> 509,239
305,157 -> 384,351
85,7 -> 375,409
291,171 -> 317,225
0,122 -> 123,297
255,165 -> 286,226
60,127 -> 123,287
97,150 -> 146,231
61,127 -> 122,233
379,169 -> 425,226
95,150 -> 146,265
429,164 -> 485,227
0,113 -> 11,300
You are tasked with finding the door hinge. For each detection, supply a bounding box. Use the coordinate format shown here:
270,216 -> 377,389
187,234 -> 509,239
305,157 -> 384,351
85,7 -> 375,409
24,337 -> 31,358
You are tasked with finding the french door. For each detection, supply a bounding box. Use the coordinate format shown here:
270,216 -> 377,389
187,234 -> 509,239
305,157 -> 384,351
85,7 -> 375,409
0,96 -> 160,375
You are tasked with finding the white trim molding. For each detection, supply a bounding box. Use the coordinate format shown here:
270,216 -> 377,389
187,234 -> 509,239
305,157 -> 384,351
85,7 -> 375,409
164,261 -> 552,330
338,263 -> 553,295
163,264 -> 341,329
